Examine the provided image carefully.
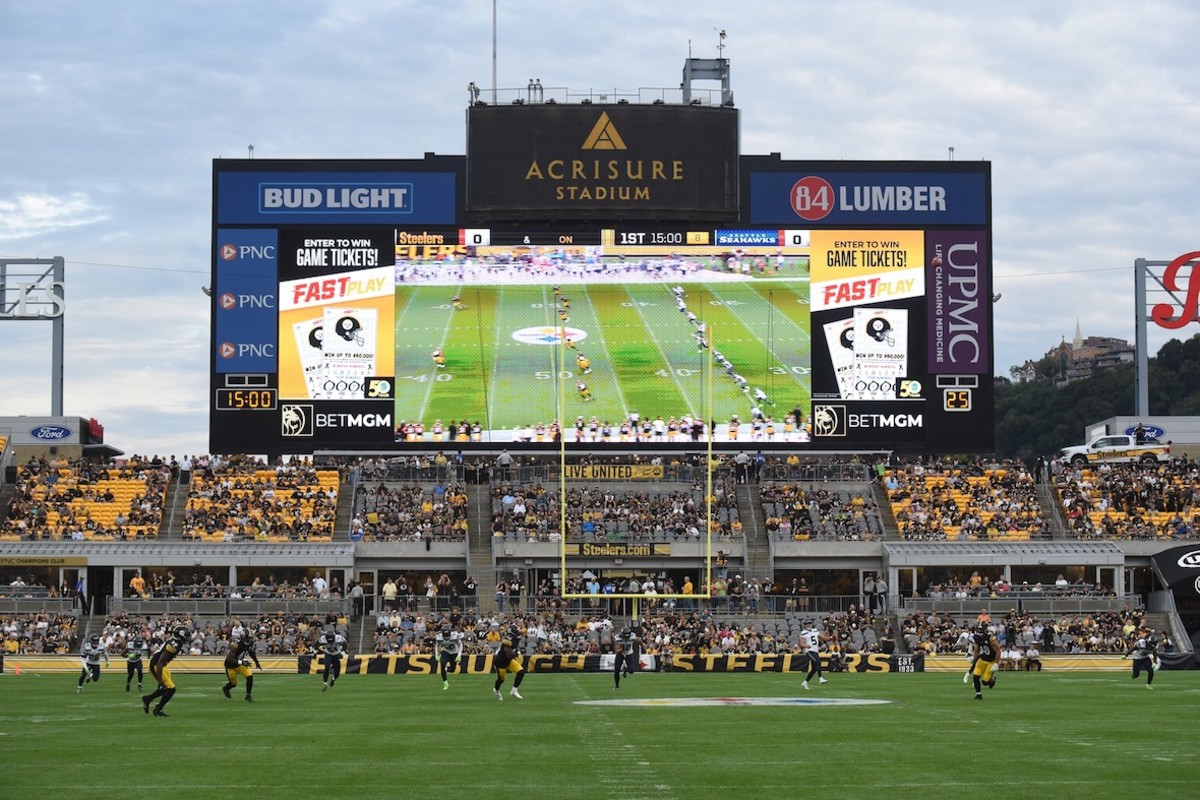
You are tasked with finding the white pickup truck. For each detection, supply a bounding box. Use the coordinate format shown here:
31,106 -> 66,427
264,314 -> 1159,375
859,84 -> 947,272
1055,434 -> 1171,466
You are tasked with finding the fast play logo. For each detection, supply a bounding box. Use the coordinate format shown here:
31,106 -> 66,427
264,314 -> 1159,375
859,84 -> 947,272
581,112 -> 626,150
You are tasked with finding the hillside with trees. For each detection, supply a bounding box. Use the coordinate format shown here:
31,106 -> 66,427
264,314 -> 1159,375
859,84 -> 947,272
993,333 -> 1200,462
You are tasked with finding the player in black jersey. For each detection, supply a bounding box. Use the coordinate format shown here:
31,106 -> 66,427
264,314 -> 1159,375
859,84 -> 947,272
143,627 -> 188,717
969,623 -> 1000,700
221,631 -> 262,702
492,627 -> 526,700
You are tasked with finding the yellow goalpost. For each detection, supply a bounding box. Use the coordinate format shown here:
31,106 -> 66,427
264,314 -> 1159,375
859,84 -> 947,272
557,320 -> 716,617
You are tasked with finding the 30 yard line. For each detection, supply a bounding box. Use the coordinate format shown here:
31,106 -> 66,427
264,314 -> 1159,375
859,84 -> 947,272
623,285 -> 697,417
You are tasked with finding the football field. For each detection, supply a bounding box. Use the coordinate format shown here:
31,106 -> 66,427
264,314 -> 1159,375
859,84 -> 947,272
393,278 -> 811,439
3,669 -> 1194,798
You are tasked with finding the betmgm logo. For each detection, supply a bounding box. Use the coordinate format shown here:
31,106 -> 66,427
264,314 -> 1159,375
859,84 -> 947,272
281,404 -> 314,437
812,405 -> 846,437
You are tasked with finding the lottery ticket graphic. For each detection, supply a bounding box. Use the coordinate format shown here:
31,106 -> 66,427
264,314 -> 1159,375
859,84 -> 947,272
320,307 -> 378,400
851,307 -> 908,400
822,317 -> 858,399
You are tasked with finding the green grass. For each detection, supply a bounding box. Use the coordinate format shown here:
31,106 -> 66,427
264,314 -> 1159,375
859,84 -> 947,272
4,668 -> 1194,798
392,279 -> 811,434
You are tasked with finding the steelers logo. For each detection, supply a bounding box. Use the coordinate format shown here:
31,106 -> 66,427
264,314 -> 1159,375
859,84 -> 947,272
511,326 -> 587,346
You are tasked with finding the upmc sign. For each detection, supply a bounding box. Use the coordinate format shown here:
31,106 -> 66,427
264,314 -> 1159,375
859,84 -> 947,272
466,104 -> 739,220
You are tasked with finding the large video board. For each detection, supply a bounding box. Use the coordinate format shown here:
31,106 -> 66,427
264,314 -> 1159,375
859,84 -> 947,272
211,156 -> 992,454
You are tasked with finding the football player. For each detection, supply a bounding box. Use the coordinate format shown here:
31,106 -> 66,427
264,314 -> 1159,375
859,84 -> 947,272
320,628 -> 347,691
436,623 -> 464,691
143,627 -> 189,717
124,635 -> 148,693
1123,626 -> 1160,688
613,626 -> 640,690
77,633 -> 109,693
492,627 -> 526,700
969,622 -> 1000,700
221,630 -> 262,702
799,620 -> 829,690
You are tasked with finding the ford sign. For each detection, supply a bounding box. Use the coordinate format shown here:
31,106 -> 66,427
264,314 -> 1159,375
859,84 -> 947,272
30,425 -> 72,440
1124,424 -> 1166,439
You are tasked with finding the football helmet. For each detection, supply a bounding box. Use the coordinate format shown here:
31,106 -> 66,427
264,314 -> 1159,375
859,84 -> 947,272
324,631 -> 337,644
975,622 -> 990,636
134,637 -> 145,648
89,634 -> 100,646
174,627 -> 190,642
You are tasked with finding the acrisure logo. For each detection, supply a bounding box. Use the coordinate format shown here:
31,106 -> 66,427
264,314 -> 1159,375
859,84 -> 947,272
581,112 -> 627,150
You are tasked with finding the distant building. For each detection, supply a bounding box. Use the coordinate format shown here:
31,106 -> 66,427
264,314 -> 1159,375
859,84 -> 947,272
1051,321 -> 1135,384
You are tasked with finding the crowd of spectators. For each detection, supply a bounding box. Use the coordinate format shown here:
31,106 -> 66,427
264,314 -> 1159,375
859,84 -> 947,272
1055,460 -> 1200,540
899,604 -> 1163,659
1,609 -> 79,655
0,455 -> 170,541
761,482 -> 884,541
182,456 -> 339,542
370,606 -> 890,662
350,481 -> 469,542
488,478 -> 742,543
884,458 -> 1049,541
93,609 -> 346,656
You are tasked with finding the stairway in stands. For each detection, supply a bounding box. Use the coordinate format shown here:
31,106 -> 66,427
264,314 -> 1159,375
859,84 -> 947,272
466,484 -> 494,609
0,482 -> 15,526
738,483 -> 772,581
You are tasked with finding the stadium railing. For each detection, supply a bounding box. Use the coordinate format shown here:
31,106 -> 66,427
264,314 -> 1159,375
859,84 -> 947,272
107,596 -> 350,617
898,593 -> 1141,617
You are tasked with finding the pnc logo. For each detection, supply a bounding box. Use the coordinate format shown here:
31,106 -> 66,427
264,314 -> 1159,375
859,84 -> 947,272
219,342 -> 236,358
219,293 -> 237,310
582,112 -> 626,150
220,244 -> 238,261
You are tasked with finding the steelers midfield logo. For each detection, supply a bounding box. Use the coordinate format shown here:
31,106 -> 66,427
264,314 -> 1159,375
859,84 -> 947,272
511,326 -> 588,346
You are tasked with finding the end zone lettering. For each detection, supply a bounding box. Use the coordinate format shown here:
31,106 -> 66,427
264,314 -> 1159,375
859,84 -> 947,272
261,184 -> 412,213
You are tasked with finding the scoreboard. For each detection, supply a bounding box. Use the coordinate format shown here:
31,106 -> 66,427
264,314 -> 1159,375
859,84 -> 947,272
211,158 -> 994,455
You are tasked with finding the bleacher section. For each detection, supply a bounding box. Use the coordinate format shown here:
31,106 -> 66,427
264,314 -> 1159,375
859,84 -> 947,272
760,482 -> 883,541
884,463 -> 1048,542
183,465 -> 339,542
0,457 -> 168,541
1054,461 -> 1200,540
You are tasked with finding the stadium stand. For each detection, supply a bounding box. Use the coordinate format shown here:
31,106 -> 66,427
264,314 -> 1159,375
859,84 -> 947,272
350,481 -> 469,541
1,609 -> 78,654
183,458 -> 339,542
1054,460 -> 1200,540
0,456 -> 168,541
761,482 -> 884,541
883,460 -> 1049,541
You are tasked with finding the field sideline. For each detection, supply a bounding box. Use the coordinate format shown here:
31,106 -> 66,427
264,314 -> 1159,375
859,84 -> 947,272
3,669 -> 1193,798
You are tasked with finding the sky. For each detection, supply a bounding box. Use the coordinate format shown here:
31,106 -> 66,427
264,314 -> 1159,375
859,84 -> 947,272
2,0 -> 1200,458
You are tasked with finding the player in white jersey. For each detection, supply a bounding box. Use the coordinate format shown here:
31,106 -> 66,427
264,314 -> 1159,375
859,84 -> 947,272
320,628 -> 348,691
799,622 -> 828,690
1123,627 -> 1160,688
435,624 -> 465,691
77,634 -> 109,692
124,636 -> 149,692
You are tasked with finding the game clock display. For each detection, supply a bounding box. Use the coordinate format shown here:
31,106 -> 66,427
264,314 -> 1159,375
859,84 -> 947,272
215,388 -> 277,411
943,388 -> 972,412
